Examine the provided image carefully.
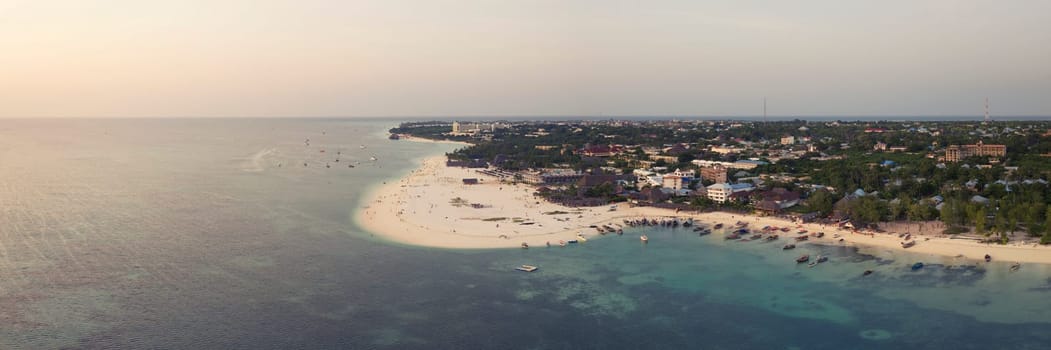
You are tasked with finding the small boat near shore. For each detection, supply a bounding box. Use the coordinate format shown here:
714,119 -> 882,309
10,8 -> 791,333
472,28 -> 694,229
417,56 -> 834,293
863,270 -> 873,276
985,254 -> 992,262
1010,262 -> 1021,272
640,235 -> 649,243
782,244 -> 796,250
763,234 -> 779,242
515,265 -> 538,272
911,262 -> 924,271
901,241 -> 916,248
714,223 -> 724,229
795,235 -> 809,242
796,255 -> 810,263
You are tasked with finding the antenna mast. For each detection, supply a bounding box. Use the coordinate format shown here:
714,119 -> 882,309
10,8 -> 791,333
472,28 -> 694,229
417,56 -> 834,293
984,97 -> 990,123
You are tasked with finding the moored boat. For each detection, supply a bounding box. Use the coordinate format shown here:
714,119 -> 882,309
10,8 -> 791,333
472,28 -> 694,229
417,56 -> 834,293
901,241 -> 916,248
863,270 -> 873,276
985,254 -> 992,262
640,235 -> 649,243
911,262 -> 924,271
795,235 -> 809,241
515,265 -> 538,272
782,244 -> 796,250
796,255 -> 810,263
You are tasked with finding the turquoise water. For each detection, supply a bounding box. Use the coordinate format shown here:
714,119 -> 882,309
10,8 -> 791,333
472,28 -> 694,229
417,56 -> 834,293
0,118 -> 1049,349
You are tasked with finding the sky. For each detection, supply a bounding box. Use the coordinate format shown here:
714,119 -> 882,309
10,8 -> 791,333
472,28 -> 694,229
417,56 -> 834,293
0,0 -> 1049,118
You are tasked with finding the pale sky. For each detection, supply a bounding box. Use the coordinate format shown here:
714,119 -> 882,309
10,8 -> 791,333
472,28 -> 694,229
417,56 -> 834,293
1,0 -> 1049,118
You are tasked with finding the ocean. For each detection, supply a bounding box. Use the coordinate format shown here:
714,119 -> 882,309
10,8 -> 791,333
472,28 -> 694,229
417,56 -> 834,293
1,118 -> 1050,349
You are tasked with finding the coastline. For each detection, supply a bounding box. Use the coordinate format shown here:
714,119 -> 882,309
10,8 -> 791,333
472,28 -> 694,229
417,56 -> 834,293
357,149 -> 1051,264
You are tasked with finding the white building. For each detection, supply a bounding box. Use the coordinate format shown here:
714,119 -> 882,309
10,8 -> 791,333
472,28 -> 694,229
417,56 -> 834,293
706,182 -> 755,203
662,175 -> 685,190
781,136 -> 795,145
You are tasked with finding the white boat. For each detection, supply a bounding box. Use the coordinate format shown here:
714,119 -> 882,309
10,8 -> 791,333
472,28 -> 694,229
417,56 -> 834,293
640,235 -> 649,243
515,265 -> 538,272
370,156 -> 378,161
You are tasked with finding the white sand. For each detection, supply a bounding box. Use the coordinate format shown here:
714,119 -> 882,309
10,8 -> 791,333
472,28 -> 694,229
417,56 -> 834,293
357,155 -> 1051,264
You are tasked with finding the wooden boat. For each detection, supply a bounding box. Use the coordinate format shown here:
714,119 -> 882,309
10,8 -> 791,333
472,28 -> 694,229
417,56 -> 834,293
911,262 -> 924,271
749,234 -> 762,240
782,244 -> 796,250
714,223 -> 724,229
515,265 -> 538,272
863,270 -> 873,276
796,255 -> 810,263
640,235 -> 649,243
724,233 -> 741,240
795,235 -> 809,242
780,227 -> 791,232
763,235 -> 779,242
901,241 -> 916,248
817,256 -> 828,263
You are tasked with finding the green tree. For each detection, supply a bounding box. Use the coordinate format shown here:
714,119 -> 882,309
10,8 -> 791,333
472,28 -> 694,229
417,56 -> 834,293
975,208 -> 987,235
807,190 -> 834,216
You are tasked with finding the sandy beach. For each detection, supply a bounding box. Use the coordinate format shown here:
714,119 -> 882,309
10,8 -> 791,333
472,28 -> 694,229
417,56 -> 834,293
357,154 -> 1051,264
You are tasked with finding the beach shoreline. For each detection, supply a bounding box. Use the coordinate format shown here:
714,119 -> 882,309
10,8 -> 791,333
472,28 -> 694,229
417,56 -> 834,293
356,153 -> 1051,264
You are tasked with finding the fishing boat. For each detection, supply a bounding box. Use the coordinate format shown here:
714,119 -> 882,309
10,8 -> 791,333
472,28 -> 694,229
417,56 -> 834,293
795,235 -> 809,242
796,255 -> 810,263
863,270 -> 873,276
901,241 -> 916,248
714,223 -> 724,229
640,235 -> 649,243
911,262 -> 924,271
763,234 -> 779,242
782,244 -> 796,250
808,260 -> 819,268
698,230 -> 711,236
515,265 -> 538,272
817,256 -> 828,263
749,234 -> 762,240
724,233 -> 741,240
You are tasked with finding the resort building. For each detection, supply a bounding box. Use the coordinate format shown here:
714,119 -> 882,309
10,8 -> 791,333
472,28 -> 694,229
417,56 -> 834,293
944,141 -> 1006,162
662,175 -> 685,190
781,136 -> 795,145
700,165 -> 728,183
706,182 -> 755,203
